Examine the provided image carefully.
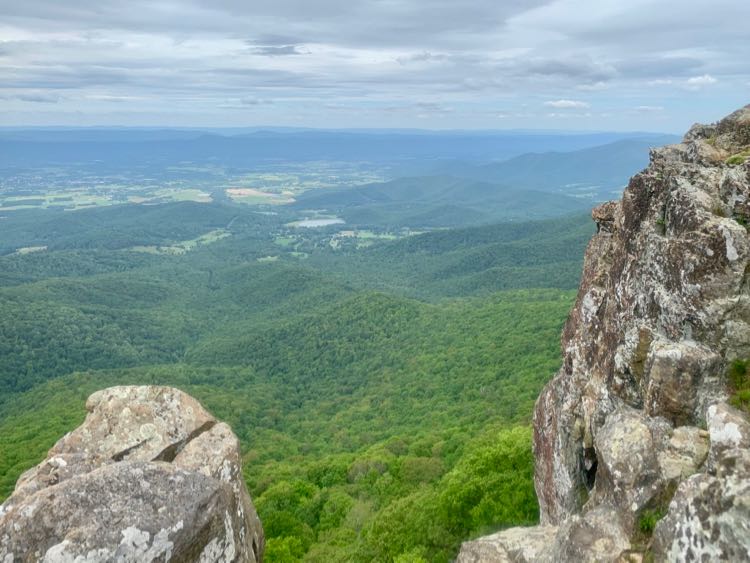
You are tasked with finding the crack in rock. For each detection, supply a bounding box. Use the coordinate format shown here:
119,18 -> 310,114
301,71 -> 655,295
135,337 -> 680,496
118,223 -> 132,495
152,421 -> 217,463
112,438 -> 152,462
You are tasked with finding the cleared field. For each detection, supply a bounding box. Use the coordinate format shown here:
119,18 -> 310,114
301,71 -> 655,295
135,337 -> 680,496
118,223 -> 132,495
226,188 -> 295,205
0,191 -> 113,210
153,188 -> 212,203
12,246 -> 48,255
0,186 -> 214,211
129,229 -> 230,255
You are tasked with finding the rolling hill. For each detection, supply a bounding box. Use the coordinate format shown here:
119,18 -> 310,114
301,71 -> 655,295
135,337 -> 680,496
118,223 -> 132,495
293,176 -> 590,228
433,136 -> 679,200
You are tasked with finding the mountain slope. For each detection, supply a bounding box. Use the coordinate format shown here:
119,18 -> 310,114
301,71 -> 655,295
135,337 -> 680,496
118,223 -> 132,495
293,176 -> 589,228
434,136 -> 679,200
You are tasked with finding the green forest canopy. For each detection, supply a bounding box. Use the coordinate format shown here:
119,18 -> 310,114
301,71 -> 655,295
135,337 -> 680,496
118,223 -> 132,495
0,201 -> 590,561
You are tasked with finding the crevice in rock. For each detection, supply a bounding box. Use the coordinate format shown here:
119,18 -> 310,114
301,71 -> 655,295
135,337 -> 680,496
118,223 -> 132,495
112,438 -> 151,462
583,447 -> 598,491
656,202 -> 668,236
152,420 -> 217,463
632,328 -> 653,385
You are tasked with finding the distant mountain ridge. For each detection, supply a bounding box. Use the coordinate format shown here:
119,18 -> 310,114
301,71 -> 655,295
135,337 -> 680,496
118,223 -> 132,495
431,135 -> 679,199
0,129 -> 677,168
293,175 -> 590,228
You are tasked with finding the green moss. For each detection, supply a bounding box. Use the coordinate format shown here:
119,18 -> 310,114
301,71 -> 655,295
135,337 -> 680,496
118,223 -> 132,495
638,508 -> 665,535
728,359 -> 750,413
729,359 -> 749,387
576,482 -> 590,510
632,481 -> 678,555
726,150 -> 750,166
655,216 -> 667,236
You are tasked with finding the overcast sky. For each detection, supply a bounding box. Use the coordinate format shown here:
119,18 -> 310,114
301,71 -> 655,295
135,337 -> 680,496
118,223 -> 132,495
1,0 -> 748,131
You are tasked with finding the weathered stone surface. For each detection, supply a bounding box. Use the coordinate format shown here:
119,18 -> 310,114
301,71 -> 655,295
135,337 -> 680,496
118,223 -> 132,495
657,426 -> 709,481
588,408 -> 669,524
534,105 -> 750,524
551,505 -> 631,563
0,386 -> 264,562
456,525 -> 557,563
469,106 -> 750,561
652,448 -> 750,561
706,401 -> 750,471
642,341 -> 721,426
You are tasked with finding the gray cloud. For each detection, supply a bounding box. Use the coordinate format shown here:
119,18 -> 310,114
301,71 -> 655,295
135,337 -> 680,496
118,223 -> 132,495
1,92 -> 61,103
0,0 -> 747,129
246,34 -> 305,46
250,45 -> 306,57
525,57 -> 617,83
614,56 -> 705,79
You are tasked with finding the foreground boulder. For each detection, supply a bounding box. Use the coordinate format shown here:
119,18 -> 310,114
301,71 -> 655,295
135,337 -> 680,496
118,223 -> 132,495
459,106 -> 750,561
0,386 -> 264,562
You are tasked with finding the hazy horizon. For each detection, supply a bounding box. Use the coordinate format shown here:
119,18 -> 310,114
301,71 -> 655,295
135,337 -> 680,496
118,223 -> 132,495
0,124 -> 681,135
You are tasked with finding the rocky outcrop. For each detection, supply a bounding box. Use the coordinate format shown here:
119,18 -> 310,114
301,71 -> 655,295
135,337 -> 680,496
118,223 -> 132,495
0,386 -> 264,562
459,105 -> 750,561
456,525 -> 557,562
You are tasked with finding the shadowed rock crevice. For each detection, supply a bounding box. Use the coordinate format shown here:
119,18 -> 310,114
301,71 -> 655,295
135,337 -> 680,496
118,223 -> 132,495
152,420 -> 217,463
582,447 -> 598,491
112,437 -> 152,461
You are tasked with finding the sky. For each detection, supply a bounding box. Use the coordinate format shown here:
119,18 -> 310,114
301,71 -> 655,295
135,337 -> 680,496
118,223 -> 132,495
0,0 -> 748,131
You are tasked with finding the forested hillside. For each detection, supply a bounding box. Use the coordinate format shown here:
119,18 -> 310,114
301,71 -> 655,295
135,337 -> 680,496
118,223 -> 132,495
0,197 -> 591,561
292,176 -> 590,227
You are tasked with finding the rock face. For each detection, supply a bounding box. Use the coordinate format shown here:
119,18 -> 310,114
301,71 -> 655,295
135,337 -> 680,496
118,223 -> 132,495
0,386 -> 264,562
651,402 -> 750,560
459,106 -> 750,561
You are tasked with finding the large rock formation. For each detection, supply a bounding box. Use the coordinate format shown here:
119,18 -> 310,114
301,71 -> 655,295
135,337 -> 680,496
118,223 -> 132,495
0,386 -> 264,562
459,105 -> 750,561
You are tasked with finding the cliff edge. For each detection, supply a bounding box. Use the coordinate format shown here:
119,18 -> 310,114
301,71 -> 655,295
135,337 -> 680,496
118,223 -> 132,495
0,386 -> 264,562
460,105 -> 750,561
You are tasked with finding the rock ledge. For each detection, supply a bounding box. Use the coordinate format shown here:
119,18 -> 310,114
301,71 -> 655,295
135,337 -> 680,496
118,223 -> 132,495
0,385 -> 264,562
459,105 -> 750,561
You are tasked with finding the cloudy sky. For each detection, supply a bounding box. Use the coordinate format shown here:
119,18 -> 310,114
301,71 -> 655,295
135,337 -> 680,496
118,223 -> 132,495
1,0 -> 748,131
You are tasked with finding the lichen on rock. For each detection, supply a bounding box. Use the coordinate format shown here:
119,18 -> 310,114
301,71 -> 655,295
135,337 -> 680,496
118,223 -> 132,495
459,105 -> 750,561
0,385 -> 264,562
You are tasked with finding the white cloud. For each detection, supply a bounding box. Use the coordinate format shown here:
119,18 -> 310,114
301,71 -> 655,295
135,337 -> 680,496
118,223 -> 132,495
543,99 -> 590,109
685,74 -> 717,89
635,105 -> 664,112
577,81 -> 608,91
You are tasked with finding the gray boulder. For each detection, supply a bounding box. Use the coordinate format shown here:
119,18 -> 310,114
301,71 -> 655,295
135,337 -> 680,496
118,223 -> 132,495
0,386 -> 264,562
551,505 -> 632,563
589,408 -> 670,525
706,401 -> 750,471
652,448 -> 750,561
456,525 -> 557,562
